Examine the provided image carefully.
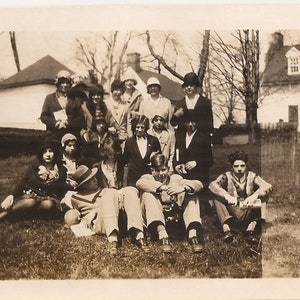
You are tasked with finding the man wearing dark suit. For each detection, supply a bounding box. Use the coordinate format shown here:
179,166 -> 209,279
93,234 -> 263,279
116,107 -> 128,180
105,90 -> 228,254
122,115 -> 161,187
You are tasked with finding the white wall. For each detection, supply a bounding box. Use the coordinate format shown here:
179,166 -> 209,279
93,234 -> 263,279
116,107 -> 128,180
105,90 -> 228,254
0,84 -> 54,130
259,85 -> 300,127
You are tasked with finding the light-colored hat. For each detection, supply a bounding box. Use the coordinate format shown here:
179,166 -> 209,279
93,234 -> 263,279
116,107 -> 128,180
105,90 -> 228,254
55,70 -> 71,84
71,165 -> 98,188
64,209 -> 80,227
61,133 -> 77,147
147,77 -> 161,87
122,70 -> 137,85
152,113 -> 167,122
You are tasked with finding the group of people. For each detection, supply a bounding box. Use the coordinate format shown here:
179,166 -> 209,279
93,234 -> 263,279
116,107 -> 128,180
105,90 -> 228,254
0,69 -> 273,255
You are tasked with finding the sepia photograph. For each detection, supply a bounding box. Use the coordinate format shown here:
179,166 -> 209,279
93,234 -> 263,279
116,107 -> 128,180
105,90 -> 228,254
0,2 -> 300,300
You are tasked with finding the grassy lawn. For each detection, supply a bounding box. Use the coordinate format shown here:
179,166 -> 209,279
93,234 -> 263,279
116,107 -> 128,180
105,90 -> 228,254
0,145 -> 266,279
261,143 -> 300,277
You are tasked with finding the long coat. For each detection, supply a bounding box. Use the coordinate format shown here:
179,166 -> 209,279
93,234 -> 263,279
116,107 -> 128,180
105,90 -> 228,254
40,92 -> 86,139
122,134 -> 161,187
174,129 -> 213,186
170,95 -> 214,135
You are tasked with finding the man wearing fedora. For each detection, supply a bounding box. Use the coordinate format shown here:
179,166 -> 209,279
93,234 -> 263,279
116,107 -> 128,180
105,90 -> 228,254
68,165 -> 121,255
171,72 -> 214,190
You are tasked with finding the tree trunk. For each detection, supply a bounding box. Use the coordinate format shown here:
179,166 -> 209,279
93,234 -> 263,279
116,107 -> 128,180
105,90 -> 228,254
9,31 -> 21,72
198,30 -> 210,95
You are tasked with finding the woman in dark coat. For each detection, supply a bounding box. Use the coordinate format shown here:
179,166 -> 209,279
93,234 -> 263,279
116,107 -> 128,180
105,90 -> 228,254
171,72 -> 214,188
40,70 -> 86,140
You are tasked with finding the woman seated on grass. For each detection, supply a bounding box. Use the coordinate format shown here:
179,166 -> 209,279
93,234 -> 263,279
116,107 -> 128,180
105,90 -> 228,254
93,136 -> 149,252
0,139 -> 69,221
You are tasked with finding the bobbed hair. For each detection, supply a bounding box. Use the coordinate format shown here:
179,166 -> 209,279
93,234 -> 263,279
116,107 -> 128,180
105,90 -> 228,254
98,136 -> 122,160
37,139 -> 60,163
131,114 -> 150,134
228,150 -> 248,165
150,153 -> 168,169
91,117 -> 108,133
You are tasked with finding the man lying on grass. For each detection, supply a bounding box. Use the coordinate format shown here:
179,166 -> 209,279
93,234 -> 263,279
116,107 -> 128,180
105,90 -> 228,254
209,150 -> 273,245
64,164 -> 149,255
136,153 -> 205,254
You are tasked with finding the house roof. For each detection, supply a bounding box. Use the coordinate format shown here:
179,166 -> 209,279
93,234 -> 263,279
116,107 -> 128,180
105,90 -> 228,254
137,69 -> 185,102
262,45 -> 300,86
0,55 -> 74,90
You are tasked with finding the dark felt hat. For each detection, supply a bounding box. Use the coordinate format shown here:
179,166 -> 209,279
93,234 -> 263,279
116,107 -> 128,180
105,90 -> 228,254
111,80 -> 125,92
89,84 -> 108,96
182,72 -> 200,88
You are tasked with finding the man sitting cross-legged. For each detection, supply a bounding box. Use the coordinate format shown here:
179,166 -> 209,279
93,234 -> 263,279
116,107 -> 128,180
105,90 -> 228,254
209,150 -> 273,244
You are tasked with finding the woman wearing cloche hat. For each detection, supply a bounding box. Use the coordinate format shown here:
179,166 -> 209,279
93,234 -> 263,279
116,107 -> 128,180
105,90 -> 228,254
40,70 -> 86,141
122,69 -> 144,137
139,76 -> 173,130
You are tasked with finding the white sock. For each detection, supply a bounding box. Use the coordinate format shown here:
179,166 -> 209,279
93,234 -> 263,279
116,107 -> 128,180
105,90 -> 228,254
223,223 -> 230,233
158,225 -> 168,239
188,229 -> 197,239
136,231 -> 144,240
107,232 -> 118,243
246,221 -> 257,232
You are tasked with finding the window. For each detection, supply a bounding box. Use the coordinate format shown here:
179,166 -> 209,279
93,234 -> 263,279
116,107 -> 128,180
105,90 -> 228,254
286,47 -> 300,75
290,57 -> 299,73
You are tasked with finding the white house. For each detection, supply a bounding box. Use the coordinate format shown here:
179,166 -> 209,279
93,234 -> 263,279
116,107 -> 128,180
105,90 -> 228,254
0,55 -> 74,130
259,32 -> 300,128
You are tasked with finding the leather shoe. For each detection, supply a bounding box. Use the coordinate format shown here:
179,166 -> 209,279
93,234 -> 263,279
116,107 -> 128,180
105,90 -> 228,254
245,231 -> 259,244
223,231 -> 233,244
136,238 -> 150,253
108,241 -> 118,255
159,237 -> 172,253
188,237 -> 204,253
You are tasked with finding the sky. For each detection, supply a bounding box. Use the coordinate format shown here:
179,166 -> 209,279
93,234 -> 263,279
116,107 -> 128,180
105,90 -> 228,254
0,30 -> 277,80
0,4 -> 300,80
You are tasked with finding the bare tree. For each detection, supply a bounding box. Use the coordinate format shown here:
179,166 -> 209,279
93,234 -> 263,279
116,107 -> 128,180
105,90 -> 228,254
145,30 -> 211,91
9,31 -> 21,72
210,30 -> 260,143
76,31 -> 143,86
145,30 -> 184,80
198,30 -> 210,95
209,66 -> 244,125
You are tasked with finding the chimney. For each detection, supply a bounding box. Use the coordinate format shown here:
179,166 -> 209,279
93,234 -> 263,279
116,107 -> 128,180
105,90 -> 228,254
126,53 -> 141,73
272,32 -> 284,48
265,32 -> 284,65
